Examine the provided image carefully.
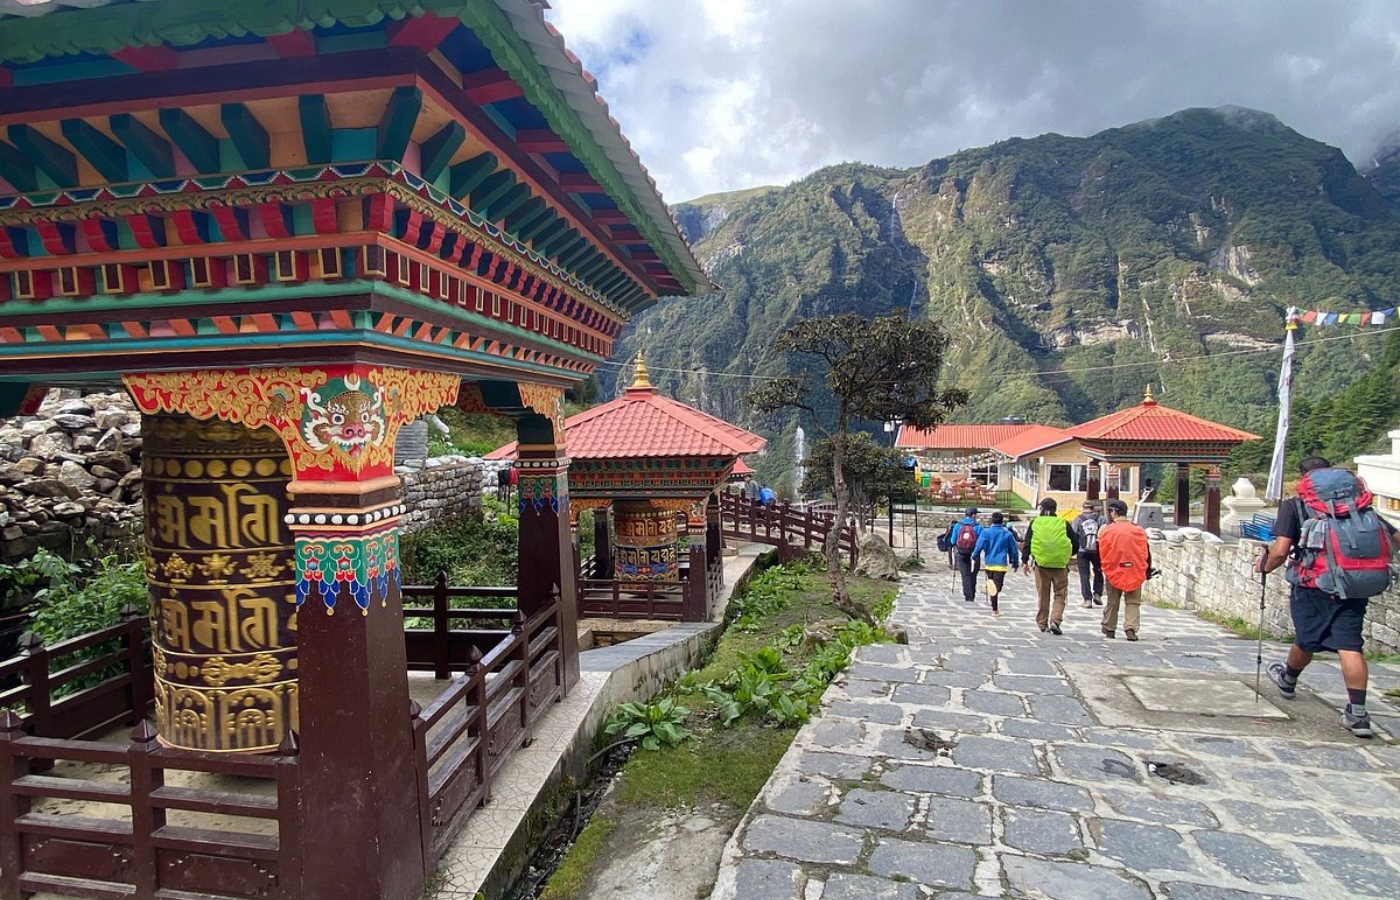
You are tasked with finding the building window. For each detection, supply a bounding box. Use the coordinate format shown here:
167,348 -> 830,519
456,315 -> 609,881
1047,464 -> 1086,492
1387,497 -> 1400,512
971,463 -> 998,485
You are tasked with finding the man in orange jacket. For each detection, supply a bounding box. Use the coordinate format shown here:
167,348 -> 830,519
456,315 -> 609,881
1097,499 -> 1152,641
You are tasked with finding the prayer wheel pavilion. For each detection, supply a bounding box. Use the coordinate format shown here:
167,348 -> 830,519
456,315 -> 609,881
490,355 -> 766,614
0,2 -> 706,898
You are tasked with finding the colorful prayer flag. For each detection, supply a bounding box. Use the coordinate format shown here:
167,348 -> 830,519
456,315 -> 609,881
1302,310 -> 1318,324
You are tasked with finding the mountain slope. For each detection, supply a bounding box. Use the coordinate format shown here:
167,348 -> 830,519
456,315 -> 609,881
613,108 -> 1400,487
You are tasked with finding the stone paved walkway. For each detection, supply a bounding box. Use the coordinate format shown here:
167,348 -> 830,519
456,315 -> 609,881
709,570 -> 1400,900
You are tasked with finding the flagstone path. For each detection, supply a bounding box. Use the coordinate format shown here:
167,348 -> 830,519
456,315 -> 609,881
709,568 -> 1400,900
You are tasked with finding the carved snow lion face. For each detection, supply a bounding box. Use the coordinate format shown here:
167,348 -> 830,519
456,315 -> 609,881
302,375 -> 384,459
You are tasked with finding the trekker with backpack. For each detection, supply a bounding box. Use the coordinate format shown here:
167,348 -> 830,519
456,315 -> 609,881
948,507 -> 984,603
972,511 -> 1019,616
1097,499 -> 1152,640
1072,500 -> 1106,608
1021,498 -> 1079,634
1258,456 -> 1398,738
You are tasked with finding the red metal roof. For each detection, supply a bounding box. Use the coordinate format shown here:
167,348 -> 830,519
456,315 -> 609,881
1069,397 -> 1260,444
897,423 -> 1036,451
487,362 -> 766,461
992,425 -> 1074,459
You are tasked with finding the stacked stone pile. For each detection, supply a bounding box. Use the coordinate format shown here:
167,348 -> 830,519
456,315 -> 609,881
0,392 -> 143,560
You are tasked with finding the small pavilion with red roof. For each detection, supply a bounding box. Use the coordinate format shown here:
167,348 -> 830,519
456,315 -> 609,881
490,355 -> 764,618
1070,385 -> 1260,534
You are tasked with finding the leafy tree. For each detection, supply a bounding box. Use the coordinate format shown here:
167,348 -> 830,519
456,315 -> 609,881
802,432 -> 917,528
746,313 -> 966,620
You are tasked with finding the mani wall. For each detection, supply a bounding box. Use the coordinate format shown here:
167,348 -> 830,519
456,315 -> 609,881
1142,535 -> 1400,657
0,392 -> 500,565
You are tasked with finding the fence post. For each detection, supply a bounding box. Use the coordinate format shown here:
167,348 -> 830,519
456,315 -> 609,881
17,631 -> 49,737
0,711 -> 30,900
548,585 -> 563,695
275,730 -> 303,900
512,611 -> 532,745
120,605 -> 150,726
467,647 -> 489,805
128,719 -> 164,897
407,701 -> 435,876
433,570 -> 450,680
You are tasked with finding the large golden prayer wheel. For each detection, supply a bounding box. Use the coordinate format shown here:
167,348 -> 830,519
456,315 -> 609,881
142,413 -> 298,751
613,500 -> 679,583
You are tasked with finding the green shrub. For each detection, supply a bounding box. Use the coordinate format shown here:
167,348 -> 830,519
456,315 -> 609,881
399,501 -> 520,587
604,697 -> 692,751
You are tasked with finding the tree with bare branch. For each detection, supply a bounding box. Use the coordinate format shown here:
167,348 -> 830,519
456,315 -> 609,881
746,313 -> 966,621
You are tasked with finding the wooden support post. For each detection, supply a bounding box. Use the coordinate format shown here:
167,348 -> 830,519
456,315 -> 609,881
1204,466 -> 1223,537
684,543 -> 708,621
0,711 -> 30,900
1175,463 -> 1191,527
515,415 -> 579,693
128,720 -> 163,897
1085,460 -> 1101,503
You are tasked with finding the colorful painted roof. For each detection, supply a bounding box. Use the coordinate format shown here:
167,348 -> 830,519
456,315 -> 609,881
488,356 -> 766,460
1069,388 -> 1260,445
897,423 -> 1036,451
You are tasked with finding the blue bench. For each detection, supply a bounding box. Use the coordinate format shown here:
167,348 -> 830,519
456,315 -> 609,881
1239,512 -> 1275,542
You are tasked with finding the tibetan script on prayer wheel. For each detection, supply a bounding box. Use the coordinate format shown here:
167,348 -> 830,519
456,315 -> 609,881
613,501 -> 679,583
142,413 -> 298,752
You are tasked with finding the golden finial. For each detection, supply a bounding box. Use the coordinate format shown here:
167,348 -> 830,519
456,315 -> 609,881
1143,384 -> 1157,406
630,351 -> 653,390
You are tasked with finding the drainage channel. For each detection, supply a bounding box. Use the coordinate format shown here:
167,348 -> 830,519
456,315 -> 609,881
503,739 -> 638,900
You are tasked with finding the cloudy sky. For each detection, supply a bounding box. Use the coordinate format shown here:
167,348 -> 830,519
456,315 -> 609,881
544,0 -> 1400,204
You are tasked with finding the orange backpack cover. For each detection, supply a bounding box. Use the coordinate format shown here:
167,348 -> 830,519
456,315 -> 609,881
1098,521 -> 1150,591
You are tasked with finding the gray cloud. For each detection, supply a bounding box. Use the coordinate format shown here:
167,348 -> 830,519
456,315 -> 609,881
545,0 -> 1400,203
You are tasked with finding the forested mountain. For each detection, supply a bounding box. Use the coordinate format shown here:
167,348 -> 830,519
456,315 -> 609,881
608,108 -> 1400,489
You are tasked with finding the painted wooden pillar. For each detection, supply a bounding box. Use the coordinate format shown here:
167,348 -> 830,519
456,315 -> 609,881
515,413 -> 580,693
1085,460 -> 1101,503
706,492 -> 723,572
126,364 -> 460,900
1105,464 -> 1120,501
1204,465 -> 1223,536
593,506 -> 612,580
1175,463 -> 1191,527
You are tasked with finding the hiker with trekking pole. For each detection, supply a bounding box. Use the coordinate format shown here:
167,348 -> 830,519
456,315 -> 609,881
1255,456 -> 1398,738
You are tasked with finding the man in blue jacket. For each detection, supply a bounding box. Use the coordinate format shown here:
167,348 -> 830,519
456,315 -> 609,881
972,511 -> 1019,616
948,507 -> 984,603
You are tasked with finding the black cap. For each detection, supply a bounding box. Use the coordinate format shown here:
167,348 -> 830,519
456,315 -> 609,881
1106,499 -> 1129,516
966,507 -> 978,517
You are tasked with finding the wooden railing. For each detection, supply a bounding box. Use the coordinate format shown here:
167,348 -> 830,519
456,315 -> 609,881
409,594 -> 563,863
576,550 -> 721,622
0,614 -> 151,741
0,716 -> 302,900
402,575 -> 520,680
720,492 -> 858,567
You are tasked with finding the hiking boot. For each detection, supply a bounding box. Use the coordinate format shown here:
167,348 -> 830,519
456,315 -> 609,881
991,609 -> 1002,617
1093,595 -> 1104,606
1344,705 -> 1374,738
1125,630 -> 1138,642
1081,599 -> 1093,608
1267,662 -> 1297,700
1102,630 -> 1115,639
1048,621 -> 1063,635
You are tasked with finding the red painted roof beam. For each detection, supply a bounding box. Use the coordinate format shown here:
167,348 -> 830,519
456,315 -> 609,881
267,30 -> 317,58
113,46 -> 178,72
516,129 -> 570,153
463,68 -> 525,105
388,13 -> 460,51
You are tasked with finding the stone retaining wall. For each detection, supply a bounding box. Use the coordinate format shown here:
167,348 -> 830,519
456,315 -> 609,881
1141,537 -> 1400,656
397,456 -> 486,534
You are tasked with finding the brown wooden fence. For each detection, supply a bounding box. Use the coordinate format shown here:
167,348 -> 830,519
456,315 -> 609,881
0,716 -> 302,900
0,579 -> 566,899
719,493 -> 858,566
408,592 -> 563,863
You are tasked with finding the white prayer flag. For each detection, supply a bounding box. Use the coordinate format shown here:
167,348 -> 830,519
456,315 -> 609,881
1265,318 -> 1297,501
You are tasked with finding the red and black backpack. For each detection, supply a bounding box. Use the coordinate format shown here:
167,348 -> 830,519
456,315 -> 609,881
1286,468 -> 1393,599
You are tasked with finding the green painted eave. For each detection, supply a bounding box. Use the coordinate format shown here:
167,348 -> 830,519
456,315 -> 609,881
0,0 -> 709,299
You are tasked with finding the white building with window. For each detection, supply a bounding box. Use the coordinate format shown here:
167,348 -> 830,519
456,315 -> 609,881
1356,429 -> 1400,529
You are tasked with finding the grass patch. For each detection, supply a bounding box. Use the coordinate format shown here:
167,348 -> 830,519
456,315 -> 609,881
537,815 -> 615,900
539,561 -> 896,895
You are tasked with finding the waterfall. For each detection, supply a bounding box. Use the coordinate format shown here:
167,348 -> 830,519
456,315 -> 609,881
794,425 -> 806,498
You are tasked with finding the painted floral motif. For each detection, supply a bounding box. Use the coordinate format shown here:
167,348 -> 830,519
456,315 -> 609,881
294,529 -> 400,614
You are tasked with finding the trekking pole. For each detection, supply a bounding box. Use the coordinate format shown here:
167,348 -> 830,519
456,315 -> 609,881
1254,547 -> 1268,702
